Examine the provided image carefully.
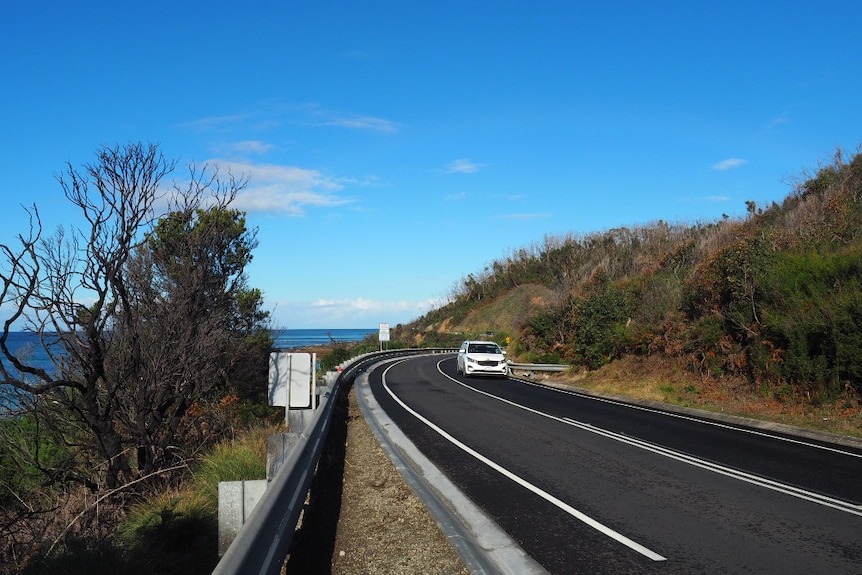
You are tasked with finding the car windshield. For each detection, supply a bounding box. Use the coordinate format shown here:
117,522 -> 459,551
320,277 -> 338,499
468,343 -> 500,354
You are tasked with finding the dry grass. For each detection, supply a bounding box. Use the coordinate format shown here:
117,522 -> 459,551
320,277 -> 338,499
455,284 -> 556,334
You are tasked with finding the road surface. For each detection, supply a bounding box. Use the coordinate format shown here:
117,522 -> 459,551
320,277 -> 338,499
367,353 -> 862,574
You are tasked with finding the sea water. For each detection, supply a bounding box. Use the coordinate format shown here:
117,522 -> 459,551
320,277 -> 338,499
2,332 -> 58,372
1,328 -> 377,370
271,328 -> 377,349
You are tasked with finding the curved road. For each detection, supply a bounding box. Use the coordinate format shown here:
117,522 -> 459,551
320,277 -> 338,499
366,353 -> 862,574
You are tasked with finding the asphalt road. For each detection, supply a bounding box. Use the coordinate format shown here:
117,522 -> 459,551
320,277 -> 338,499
367,353 -> 862,575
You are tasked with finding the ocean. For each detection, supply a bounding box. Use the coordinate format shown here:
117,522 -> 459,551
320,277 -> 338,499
271,328 -> 377,349
2,329 -> 377,370
3,331 -> 56,371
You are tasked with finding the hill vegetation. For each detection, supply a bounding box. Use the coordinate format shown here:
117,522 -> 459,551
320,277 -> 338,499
396,147 -> 862,427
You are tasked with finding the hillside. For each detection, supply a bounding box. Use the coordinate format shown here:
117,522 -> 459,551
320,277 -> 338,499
393,147 -> 862,436
416,283 -> 556,341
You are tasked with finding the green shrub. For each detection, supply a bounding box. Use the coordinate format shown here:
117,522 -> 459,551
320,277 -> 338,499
103,425 -> 271,575
526,309 -> 567,348
0,413 -> 73,505
691,315 -> 725,349
525,350 -> 562,364
193,426 -> 269,507
760,249 -> 862,398
113,490 -> 218,575
320,346 -> 353,372
23,537 -> 128,575
572,283 -> 632,369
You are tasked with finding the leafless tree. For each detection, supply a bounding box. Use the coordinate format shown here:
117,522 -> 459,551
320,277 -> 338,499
0,142 -> 269,492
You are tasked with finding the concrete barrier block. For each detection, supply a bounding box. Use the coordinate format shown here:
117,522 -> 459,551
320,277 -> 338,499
218,479 -> 268,556
267,432 -> 303,480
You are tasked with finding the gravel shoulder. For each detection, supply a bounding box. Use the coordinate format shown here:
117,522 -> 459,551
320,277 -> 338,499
286,381 -> 469,574
331,386 -> 469,575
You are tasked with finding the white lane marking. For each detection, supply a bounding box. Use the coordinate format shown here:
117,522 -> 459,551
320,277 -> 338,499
511,372 -> 862,460
438,359 -> 862,517
560,418 -> 862,517
382,361 -> 668,562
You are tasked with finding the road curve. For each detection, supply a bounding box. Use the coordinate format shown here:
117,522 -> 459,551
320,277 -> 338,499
366,353 -> 862,575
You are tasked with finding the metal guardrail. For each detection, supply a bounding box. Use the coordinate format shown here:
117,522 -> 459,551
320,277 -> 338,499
212,348 -> 455,575
507,361 -> 570,373
211,368 -> 343,575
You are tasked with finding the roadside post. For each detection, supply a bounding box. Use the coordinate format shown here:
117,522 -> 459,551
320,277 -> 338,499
268,351 -> 318,431
218,349 -> 323,556
219,350 -> 317,555
379,322 -> 390,351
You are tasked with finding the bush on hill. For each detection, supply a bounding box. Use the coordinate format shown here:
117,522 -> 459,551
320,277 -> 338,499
406,146 -> 862,404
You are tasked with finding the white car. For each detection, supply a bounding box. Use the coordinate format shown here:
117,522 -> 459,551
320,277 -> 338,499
456,340 -> 508,377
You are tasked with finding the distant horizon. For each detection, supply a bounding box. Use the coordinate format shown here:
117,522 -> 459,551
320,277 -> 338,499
272,327 -> 378,332
4,327 -> 380,332
3,327 -> 381,335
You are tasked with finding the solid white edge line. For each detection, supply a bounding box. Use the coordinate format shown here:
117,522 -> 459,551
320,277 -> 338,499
383,361 -> 668,562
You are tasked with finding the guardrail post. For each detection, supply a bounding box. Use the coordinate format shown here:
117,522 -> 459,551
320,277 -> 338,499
287,409 -> 313,434
266,433 -> 303,480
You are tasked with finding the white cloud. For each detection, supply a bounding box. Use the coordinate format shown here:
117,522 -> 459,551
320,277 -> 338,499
445,159 -> 484,174
310,297 -> 435,314
180,113 -> 252,131
446,191 -> 467,201
182,103 -> 402,135
292,102 -> 402,133
677,194 -> 734,205
322,114 -> 402,133
209,160 -> 353,216
220,140 -> 273,156
712,158 -> 747,171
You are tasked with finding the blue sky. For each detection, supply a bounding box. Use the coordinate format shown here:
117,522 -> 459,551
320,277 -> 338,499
1,1 -> 860,329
